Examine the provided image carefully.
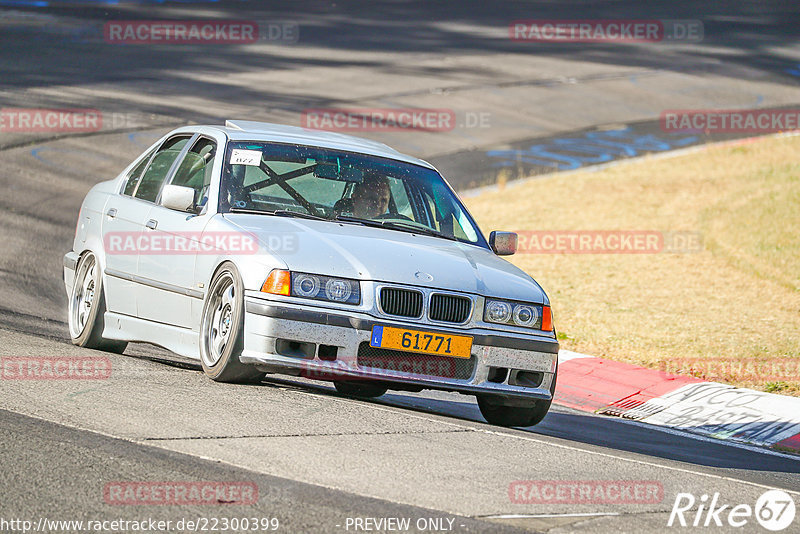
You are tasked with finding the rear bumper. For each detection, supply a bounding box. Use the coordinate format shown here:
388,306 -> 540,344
241,296 -> 558,402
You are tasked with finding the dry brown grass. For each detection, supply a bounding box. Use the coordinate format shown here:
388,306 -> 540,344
464,135 -> 800,394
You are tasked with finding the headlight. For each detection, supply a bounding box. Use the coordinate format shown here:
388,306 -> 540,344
262,270 -> 360,305
484,299 -> 552,331
485,300 -> 512,323
513,304 -> 538,327
325,278 -> 352,302
293,273 -> 321,297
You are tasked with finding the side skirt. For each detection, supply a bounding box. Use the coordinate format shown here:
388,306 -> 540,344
102,312 -> 200,360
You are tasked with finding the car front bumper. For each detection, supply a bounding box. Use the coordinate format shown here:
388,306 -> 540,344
241,295 -> 559,403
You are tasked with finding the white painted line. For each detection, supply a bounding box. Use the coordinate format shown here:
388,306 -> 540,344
327,384 -> 800,463
314,392 -> 800,495
477,427 -> 800,497
484,512 -> 620,519
558,350 -> 596,363
7,390 -> 800,529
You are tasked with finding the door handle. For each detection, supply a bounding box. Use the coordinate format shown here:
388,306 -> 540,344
146,219 -> 158,230
106,208 -> 117,219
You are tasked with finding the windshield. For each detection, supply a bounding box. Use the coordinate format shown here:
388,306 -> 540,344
220,141 -> 486,246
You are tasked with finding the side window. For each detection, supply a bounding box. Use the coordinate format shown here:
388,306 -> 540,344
122,148 -> 155,196
133,136 -> 191,203
170,138 -> 217,208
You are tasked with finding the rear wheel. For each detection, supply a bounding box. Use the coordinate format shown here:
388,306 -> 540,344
477,370 -> 557,427
68,252 -> 127,353
334,381 -> 388,398
200,263 -> 265,384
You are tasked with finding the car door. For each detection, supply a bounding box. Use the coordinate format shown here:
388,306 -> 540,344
102,147 -> 158,317
109,134 -> 192,320
136,136 -> 218,329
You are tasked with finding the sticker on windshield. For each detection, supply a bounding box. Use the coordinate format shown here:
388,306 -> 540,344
230,149 -> 262,166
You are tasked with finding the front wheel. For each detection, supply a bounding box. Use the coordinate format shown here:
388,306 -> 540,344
68,252 -> 127,353
200,263 -> 265,384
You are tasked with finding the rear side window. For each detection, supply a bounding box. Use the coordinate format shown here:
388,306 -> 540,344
122,149 -> 155,196
134,136 -> 191,202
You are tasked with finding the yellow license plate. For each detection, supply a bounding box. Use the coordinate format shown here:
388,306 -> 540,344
370,326 -> 473,359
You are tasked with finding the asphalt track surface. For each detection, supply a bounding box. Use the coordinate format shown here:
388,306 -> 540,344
1,2 -> 799,533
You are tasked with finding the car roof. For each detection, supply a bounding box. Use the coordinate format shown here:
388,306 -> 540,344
202,120 -> 436,169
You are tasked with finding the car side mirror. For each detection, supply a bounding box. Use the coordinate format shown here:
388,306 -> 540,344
161,184 -> 196,212
489,231 -> 517,256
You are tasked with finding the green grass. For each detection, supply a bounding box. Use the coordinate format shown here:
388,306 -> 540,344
465,135 -> 800,395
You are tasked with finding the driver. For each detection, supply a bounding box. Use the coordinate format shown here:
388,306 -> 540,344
350,171 -> 390,219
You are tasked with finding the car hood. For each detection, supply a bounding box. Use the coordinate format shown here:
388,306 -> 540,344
223,214 -> 548,304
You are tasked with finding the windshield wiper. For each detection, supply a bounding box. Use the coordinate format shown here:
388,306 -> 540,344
334,216 -> 457,241
381,220 -> 458,241
229,208 -> 328,221
228,208 -> 267,216
333,215 -> 384,227
269,209 -> 329,221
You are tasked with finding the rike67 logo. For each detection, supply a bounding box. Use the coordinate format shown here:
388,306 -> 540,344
668,490 -> 796,531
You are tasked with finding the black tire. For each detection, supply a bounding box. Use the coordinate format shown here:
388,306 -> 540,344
68,252 -> 127,354
477,368 -> 558,427
199,263 -> 265,384
334,381 -> 388,398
